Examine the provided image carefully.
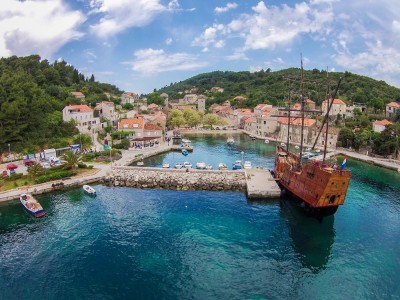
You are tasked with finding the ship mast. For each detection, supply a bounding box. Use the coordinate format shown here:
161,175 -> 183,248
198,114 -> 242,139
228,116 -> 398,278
286,80 -> 292,149
311,77 -> 343,156
299,56 -> 305,164
323,69 -> 330,161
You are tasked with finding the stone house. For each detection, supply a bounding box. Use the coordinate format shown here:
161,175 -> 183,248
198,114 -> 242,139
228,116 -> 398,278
244,117 -> 257,133
373,119 -> 393,133
322,98 -> 346,116
71,92 -> 85,102
277,117 -> 316,145
255,107 -> 278,137
121,92 -> 139,105
94,101 -> 118,126
62,104 -> 102,134
386,102 -> 400,118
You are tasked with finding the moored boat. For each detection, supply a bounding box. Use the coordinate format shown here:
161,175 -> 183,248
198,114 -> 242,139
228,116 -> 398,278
265,139 -> 270,144
83,184 -> 96,196
218,163 -> 228,170
181,149 -> 188,156
19,193 -> 45,218
175,162 -> 183,169
196,162 -> 206,169
183,161 -> 192,168
243,161 -> 252,169
205,165 -> 213,170
227,137 -> 234,145
182,139 -> 191,144
232,160 -> 242,170
162,163 -> 170,168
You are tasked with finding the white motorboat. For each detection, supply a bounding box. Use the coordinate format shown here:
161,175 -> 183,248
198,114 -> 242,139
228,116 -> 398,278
196,162 -> 206,169
175,162 -> 183,169
227,137 -> 234,145
162,163 -> 170,168
205,165 -> 213,170
243,161 -> 252,169
265,139 -> 269,143
83,184 -> 96,196
183,161 -> 192,168
182,139 -> 191,144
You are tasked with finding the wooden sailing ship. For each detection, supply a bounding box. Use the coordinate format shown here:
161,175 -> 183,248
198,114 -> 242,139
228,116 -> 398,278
273,61 -> 351,217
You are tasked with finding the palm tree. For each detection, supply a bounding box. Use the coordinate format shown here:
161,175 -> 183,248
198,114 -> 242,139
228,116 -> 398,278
27,163 -> 43,177
62,151 -> 82,169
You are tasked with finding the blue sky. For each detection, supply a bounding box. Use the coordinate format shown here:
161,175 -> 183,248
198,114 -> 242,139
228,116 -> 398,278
1,0 -> 400,95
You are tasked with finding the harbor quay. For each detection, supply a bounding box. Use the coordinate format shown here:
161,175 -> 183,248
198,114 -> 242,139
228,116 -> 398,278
0,142 -> 281,203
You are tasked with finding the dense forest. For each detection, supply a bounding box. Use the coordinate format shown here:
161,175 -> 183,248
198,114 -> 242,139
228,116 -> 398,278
157,69 -> 400,109
0,55 -> 122,153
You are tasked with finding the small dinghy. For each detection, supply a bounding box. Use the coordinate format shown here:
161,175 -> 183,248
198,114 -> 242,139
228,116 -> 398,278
83,185 -> 96,196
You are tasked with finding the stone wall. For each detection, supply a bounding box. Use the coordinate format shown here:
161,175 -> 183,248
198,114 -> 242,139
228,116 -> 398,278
103,166 -> 246,191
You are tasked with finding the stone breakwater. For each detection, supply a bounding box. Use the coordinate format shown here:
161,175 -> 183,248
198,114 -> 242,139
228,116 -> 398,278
102,166 -> 246,191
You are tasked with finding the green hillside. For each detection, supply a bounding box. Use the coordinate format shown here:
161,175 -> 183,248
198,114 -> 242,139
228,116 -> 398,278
157,69 -> 400,108
0,55 -> 122,153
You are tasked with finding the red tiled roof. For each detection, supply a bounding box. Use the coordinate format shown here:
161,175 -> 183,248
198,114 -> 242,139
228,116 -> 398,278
245,117 -> 257,123
374,119 -> 393,126
278,117 -> 316,127
148,103 -> 160,109
322,98 -> 345,105
119,118 -> 144,129
65,105 -> 92,112
144,123 -> 162,130
387,101 -> 400,108
71,92 -> 85,97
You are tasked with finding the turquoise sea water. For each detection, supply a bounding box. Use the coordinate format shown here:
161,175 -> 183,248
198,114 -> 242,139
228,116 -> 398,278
1,134 -> 400,300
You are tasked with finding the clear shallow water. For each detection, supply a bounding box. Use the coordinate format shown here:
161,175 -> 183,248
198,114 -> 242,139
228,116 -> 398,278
140,133 -> 277,169
1,135 -> 400,300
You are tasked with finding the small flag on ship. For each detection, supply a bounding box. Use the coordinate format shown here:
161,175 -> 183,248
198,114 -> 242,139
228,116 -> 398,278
341,156 -> 347,170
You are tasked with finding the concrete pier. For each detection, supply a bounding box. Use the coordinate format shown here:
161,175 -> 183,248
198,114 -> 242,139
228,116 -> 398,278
245,168 -> 281,199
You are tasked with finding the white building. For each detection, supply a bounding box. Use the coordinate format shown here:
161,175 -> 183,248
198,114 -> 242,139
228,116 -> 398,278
386,102 -> 400,118
62,105 -> 102,134
121,92 -> 139,105
373,119 -> 393,133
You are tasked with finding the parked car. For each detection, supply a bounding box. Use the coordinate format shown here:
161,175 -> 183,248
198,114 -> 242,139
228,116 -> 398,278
23,159 -> 36,166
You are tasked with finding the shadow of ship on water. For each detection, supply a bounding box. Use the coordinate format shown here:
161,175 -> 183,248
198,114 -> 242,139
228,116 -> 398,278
279,196 -> 336,272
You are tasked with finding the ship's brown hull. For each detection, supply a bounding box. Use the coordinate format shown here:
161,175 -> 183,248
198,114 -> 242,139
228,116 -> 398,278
274,146 -> 351,217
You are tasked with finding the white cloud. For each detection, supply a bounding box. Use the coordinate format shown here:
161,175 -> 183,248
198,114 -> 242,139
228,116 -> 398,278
226,51 -> 248,61
233,1 -> 333,51
90,0 -> 166,37
215,3 -> 238,14
125,48 -> 207,74
0,0 -> 85,58
392,20 -> 400,32
192,23 -> 226,49
333,42 -> 400,75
